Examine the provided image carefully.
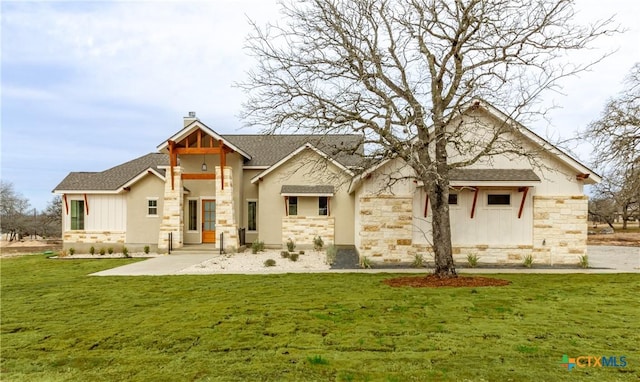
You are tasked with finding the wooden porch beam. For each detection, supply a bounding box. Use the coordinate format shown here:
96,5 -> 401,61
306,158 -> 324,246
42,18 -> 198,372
63,194 -> 69,215
83,193 -> 89,215
168,140 -> 176,190
470,187 -> 479,219
518,186 -> 529,219
182,173 -> 216,180
284,196 -> 289,216
423,193 -> 429,218
219,139 -> 226,190
197,129 -> 202,148
174,147 -> 223,155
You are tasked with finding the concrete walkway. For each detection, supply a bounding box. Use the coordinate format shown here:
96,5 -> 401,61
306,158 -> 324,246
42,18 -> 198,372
91,245 -> 639,276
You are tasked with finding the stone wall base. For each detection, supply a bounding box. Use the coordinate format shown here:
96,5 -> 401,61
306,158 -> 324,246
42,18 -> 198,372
282,216 -> 334,249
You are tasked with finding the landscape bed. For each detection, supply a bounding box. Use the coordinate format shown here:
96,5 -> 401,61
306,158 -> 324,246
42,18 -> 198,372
1,255 -> 639,381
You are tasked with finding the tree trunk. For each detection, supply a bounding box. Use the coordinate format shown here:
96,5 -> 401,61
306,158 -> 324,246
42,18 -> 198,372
429,181 -> 457,278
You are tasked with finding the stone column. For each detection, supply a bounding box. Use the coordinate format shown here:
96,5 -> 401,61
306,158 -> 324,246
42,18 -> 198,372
215,166 -> 238,249
158,166 -> 184,252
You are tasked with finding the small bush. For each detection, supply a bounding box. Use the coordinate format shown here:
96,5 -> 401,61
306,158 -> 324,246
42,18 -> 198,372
68,248 -> 75,256
325,244 -> 337,265
251,240 -> 264,254
122,247 -> 130,258
307,355 -> 329,365
280,251 -> 290,258
99,247 -> 106,256
467,253 -> 479,268
286,238 -> 296,252
264,259 -> 276,267
313,236 -> 324,251
107,247 -> 114,255
225,245 -> 237,255
89,246 -> 95,255
360,256 -> 372,269
299,250 -> 305,255
143,245 -> 150,254
59,250 -> 68,258
523,254 -> 533,268
411,254 -> 424,268
289,252 -> 299,262
579,255 -> 589,269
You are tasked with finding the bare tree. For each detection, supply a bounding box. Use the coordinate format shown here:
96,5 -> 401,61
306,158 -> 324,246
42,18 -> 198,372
586,63 -> 639,229
0,181 -> 31,241
42,196 -> 63,238
239,0 -> 616,277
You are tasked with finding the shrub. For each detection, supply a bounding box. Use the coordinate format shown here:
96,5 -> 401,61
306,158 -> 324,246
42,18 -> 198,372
122,247 -> 130,258
264,259 -> 276,267
299,250 -> 305,255
280,251 -> 290,258
286,238 -> 296,252
289,252 -> 299,262
307,355 -> 329,365
59,250 -> 68,258
360,256 -> 372,269
579,255 -> 589,269
313,236 -> 324,251
411,254 -> 424,268
523,254 -> 533,268
467,253 -> 479,268
99,247 -> 106,256
251,240 -> 264,254
68,248 -> 75,256
89,246 -> 95,255
143,245 -> 150,254
108,247 -> 114,255
325,244 -> 337,265
225,245 -> 237,255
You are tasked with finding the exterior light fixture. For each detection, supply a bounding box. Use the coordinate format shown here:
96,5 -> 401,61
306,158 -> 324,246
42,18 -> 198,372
201,155 -> 207,171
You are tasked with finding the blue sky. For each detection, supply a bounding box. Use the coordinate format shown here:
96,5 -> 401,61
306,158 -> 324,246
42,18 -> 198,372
1,0 -> 639,211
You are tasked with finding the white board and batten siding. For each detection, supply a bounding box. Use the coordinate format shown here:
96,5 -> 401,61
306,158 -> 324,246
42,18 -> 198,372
412,187 -> 533,246
64,194 -> 127,231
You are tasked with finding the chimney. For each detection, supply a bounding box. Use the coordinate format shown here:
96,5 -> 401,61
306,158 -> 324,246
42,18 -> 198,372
184,111 -> 198,127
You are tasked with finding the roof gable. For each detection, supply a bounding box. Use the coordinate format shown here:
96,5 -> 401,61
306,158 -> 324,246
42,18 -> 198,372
250,142 -> 355,184
157,120 -> 252,160
53,153 -> 168,193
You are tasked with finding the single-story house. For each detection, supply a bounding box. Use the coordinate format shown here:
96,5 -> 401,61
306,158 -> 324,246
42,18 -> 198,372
54,100 -> 600,265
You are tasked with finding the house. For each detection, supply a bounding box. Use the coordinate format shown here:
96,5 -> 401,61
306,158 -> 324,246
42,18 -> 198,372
54,100 -> 600,265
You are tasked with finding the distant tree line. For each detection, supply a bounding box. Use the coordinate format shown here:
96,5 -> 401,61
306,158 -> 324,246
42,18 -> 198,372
0,181 -> 61,241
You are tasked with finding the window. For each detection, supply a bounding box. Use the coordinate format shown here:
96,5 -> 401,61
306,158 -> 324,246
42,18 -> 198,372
147,199 -> 158,216
488,194 -> 511,205
319,197 -> 328,216
247,200 -> 257,231
188,200 -> 198,231
288,197 -> 298,216
448,193 -> 458,205
70,200 -> 84,230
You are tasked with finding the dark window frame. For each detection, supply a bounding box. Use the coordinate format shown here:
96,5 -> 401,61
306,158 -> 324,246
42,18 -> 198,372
288,197 -> 298,216
247,200 -> 257,231
487,194 -> 511,205
70,200 -> 85,230
318,197 -> 328,216
188,199 -> 198,231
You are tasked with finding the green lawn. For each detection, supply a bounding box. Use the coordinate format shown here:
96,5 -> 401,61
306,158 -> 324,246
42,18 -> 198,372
1,255 -> 639,381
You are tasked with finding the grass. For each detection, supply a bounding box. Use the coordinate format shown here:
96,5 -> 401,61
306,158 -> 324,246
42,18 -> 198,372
2,255 -> 640,381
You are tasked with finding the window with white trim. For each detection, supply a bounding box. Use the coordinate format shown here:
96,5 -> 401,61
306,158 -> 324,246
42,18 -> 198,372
188,199 -> 198,231
147,198 -> 158,216
318,197 -> 328,216
70,200 -> 85,230
247,200 -> 257,231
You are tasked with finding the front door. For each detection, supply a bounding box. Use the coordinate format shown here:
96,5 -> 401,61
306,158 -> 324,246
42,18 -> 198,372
202,200 -> 216,243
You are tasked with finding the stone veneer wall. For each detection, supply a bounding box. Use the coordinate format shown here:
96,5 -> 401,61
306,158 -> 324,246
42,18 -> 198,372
360,194 -> 589,266
282,216 -> 334,248
358,195 -> 414,263
63,231 -> 126,252
215,166 -> 238,249
532,195 -> 588,265
158,166 -> 184,252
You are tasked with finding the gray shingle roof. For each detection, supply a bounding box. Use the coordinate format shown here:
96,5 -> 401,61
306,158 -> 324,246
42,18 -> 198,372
222,134 -> 363,167
449,169 -> 540,182
54,153 -> 169,191
281,185 -> 335,195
